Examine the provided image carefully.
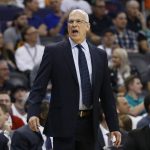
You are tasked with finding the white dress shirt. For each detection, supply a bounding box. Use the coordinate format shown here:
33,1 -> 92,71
39,126 -> 53,150
15,43 -> 45,72
69,38 -> 92,110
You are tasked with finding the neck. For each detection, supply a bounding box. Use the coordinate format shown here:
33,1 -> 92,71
27,42 -> 36,47
14,103 -> 26,115
116,27 -> 125,33
128,91 -> 139,99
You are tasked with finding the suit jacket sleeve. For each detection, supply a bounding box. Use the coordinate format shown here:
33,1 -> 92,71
11,131 -> 29,150
124,132 -> 137,150
27,46 -> 52,120
99,51 -> 119,132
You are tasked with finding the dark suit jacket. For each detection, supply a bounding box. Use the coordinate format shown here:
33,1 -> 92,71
11,125 -> 43,150
124,125 -> 150,150
27,39 -> 119,138
0,133 -> 9,150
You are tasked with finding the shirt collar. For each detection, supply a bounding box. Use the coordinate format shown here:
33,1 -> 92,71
69,37 -> 87,51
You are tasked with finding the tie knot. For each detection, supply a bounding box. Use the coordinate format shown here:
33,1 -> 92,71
76,44 -> 83,50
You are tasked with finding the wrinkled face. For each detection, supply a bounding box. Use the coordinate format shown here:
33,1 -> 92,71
68,11 -> 90,44
117,97 -> 130,114
129,78 -> 143,94
0,94 -> 11,111
112,51 -> 121,68
0,61 -> 10,82
114,12 -> 127,30
0,107 -> 9,128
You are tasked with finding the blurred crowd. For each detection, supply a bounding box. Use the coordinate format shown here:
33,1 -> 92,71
0,0 -> 150,150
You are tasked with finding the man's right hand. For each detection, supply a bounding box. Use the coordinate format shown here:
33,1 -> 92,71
28,116 -> 40,132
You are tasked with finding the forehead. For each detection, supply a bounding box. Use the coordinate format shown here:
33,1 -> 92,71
0,94 -> 10,101
69,11 -> 86,20
116,13 -> 126,19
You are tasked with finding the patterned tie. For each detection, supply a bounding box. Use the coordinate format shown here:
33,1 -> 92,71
76,44 -> 92,108
45,136 -> 52,150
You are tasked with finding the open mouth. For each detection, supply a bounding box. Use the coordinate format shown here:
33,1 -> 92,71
72,29 -> 79,35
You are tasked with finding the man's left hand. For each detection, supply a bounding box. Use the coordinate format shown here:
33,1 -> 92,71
110,131 -> 121,147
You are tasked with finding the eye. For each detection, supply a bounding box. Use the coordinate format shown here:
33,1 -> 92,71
76,20 -> 82,24
68,20 -> 74,24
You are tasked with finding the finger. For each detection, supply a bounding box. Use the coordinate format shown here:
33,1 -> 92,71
114,134 -> 121,147
29,117 -> 40,132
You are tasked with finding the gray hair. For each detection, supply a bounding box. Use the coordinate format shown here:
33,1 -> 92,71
69,9 -> 89,23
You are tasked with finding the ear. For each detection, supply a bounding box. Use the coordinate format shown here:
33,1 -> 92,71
86,22 -> 90,31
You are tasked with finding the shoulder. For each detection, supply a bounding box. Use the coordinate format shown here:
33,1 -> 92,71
4,27 -> 15,34
12,125 -> 34,138
129,125 -> 149,137
15,46 -> 26,53
88,42 -> 107,57
45,39 -> 68,53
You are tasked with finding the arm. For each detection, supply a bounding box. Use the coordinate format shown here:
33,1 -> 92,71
49,12 -> 69,36
11,131 -> 29,150
99,52 -> 121,146
129,103 -> 145,116
27,46 -> 52,131
124,132 -> 137,150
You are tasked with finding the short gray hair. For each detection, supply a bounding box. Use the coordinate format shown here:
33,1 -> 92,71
69,9 -> 89,23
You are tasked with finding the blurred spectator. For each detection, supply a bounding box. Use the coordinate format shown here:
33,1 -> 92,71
15,0 -> 46,8
0,59 -> 13,92
112,11 -> 138,52
0,0 -> 16,5
0,92 -> 24,130
118,114 -> 132,132
61,0 -> 92,14
0,104 -> 10,150
126,0 -> 146,33
137,94 -> 150,128
23,0 -> 47,36
109,48 -> 139,93
116,96 -> 130,115
11,85 -> 28,124
11,100 -> 53,150
137,30 -> 150,54
142,15 -> 150,48
97,112 -> 124,150
124,125 -> 150,150
116,95 -> 142,129
145,0 -> 150,17
88,0 -> 112,45
3,12 -> 28,52
44,0 -> 68,36
0,33 -> 16,70
97,28 -> 118,66
125,75 -> 145,116
15,26 -> 44,73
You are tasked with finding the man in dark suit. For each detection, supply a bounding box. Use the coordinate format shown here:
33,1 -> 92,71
124,125 -> 150,150
11,100 -> 52,150
0,133 -> 9,150
27,9 -> 121,150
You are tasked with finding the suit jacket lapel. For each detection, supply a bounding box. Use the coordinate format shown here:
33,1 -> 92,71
63,39 -> 78,85
88,43 -> 96,90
